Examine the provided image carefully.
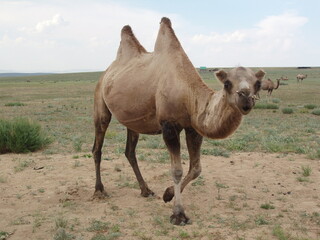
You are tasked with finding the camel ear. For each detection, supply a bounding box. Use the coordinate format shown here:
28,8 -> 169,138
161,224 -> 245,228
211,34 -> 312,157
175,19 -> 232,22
215,70 -> 228,83
255,70 -> 265,81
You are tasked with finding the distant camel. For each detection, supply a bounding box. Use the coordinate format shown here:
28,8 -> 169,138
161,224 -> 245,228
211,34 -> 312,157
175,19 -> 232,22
258,78 -> 280,97
296,74 -> 307,83
92,17 -> 265,225
280,76 -> 288,81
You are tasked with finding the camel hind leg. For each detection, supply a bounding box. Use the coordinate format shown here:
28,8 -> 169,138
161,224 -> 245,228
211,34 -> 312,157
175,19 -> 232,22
92,95 -> 112,198
125,128 -> 154,197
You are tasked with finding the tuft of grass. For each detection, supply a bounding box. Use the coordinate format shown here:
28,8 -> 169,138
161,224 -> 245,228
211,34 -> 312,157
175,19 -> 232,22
311,109 -> 320,116
297,176 -> 309,182
254,103 -> 279,109
255,215 -> 269,225
14,159 -> 33,172
272,225 -> 289,240
301,165 -> 312,177
191,175 -> 205,186
5,102 -> 25,107
304,104 -> 317,109
260,203 -> 275,210
53,228 -> 75,240
0,231 -> 10,239
87,220 -> 110,233
201,148 -> 230,157
0,118 -> 51,153
72,136 -> 83,152
55,216 -> 68,230
282,108 -> 294,114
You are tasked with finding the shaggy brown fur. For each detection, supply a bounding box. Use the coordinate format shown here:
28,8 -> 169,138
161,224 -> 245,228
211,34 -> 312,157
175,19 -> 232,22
92,17 -> 265,225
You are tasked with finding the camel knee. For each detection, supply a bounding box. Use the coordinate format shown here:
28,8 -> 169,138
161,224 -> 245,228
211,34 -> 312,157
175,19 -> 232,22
172,168 -> 183,184
192,165 -> 202,180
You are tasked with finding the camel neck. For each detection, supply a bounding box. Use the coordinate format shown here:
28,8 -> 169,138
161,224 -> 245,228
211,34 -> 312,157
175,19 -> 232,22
189,87 -> 243,139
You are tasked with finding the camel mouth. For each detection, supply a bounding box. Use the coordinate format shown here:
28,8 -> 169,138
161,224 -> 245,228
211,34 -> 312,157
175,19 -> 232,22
240,106 -> 252,115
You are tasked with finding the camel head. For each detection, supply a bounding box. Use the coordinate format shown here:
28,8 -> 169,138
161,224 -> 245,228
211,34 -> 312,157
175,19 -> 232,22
215,67 -> 265,115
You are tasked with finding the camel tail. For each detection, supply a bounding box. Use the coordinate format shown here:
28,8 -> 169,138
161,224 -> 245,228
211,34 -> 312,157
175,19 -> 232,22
116,25 -> 147,61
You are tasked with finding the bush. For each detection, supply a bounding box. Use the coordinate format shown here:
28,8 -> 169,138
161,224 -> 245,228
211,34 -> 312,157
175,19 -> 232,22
5,102 -> 25,107
254,103 -> 279,109
304,104 -> 317,109
282,108 -> 294,114
311,109 -> 320,116
0,118 -> 51,153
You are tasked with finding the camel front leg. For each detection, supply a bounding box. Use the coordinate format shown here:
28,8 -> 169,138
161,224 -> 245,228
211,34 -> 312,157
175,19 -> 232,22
163,127 -> 203,203
161,121 -> 190,225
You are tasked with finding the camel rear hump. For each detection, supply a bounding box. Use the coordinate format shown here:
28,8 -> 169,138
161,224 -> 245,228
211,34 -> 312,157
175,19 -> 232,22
116,25 -> 147,62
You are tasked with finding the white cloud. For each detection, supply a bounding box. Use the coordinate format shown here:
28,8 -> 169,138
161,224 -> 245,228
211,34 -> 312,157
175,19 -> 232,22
188,12 -> 308,67
35,14 -> 67,33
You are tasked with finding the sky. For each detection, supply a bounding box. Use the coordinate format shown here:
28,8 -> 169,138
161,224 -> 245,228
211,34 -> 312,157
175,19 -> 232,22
0,0 -> 319,72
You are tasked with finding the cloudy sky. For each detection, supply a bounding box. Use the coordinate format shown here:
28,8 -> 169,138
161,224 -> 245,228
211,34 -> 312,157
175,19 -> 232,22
0,0 -> 319,72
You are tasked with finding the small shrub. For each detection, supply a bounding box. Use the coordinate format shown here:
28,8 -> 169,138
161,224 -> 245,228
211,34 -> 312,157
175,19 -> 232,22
272,98 -> 281,103
301,165 -> 312,177
304,104 -> 317,109
311,109 -> 320,116
0,118 -> 51,153
87,220 -> 109,232
5,102 -> 25,107
254,103 -> 279,109
282,108 -> 293,114
255,216 -> 269,225
260,203 -> 275,210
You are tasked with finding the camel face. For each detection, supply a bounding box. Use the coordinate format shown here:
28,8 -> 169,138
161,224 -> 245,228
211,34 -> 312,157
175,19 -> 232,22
216,67 -> 265,115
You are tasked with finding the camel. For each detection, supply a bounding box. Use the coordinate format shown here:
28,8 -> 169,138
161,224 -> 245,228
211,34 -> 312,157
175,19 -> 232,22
279,76 -> 288,81
258,78 -> 280,97
296,74 -> 307,83
92,17 -> 265,225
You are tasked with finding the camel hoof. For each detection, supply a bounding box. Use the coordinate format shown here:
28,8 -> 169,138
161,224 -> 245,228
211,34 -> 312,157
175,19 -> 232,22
170,213 -> 191,226
163,186 -> 174,202
141,188 -> 155,197
93,190 -> 109,199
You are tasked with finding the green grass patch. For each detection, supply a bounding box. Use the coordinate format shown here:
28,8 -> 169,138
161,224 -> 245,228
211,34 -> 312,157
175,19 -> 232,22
0,118 -> 51,153
282,108 -> 294,114
254,103 -> 279,109
5,102 -> 25,107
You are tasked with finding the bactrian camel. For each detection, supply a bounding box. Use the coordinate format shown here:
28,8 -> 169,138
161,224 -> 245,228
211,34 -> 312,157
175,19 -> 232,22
259,78 -> 280,97
296,74 -> 307,83
92,17 -> 265,225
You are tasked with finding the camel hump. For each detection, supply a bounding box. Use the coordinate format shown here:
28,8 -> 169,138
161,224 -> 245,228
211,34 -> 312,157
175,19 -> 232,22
116,25 -> 147,61
160,17 -> 172,27
154,17 -> 182,53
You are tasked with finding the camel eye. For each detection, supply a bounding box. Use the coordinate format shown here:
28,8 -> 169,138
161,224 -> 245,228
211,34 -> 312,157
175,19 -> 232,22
224,80 -> 232,92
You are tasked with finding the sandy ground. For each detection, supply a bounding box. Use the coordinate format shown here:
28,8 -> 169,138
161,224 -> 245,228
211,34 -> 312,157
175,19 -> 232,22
0,151 -> 319,240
